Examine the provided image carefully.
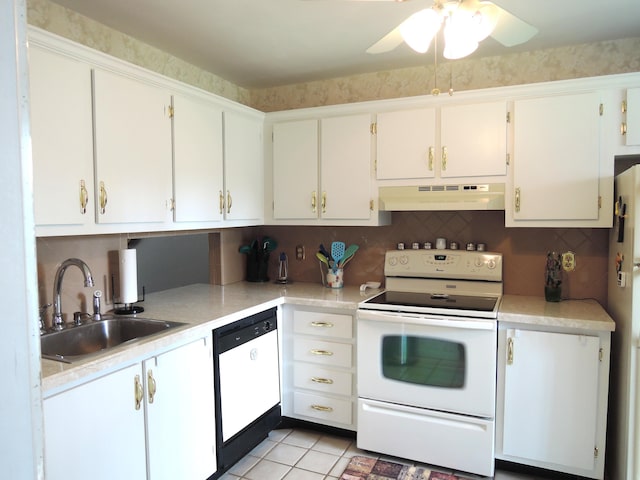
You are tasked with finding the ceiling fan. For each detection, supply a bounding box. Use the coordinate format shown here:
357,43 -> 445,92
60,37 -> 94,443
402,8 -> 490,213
364,0 -> 538,59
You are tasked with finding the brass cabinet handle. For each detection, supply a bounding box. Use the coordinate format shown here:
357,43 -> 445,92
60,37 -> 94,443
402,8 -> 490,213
622,122 -> 628,136
310,321 -> 334,328
147,369 -> 157,404
219,190 -> 224,214
507,337 -> 514,365
226,190 -> 232,214
515,187 -> 521,213
310,349 -> 333,356
311,404 -> 333,412
428,146 -> 434,171
134,374 -> 143,410
79,180 -> 88,214
442,146 -> 448,171
321,191 -> 327,214
311,377 -> 334,385
311,191 -> 317,213
99,181 -> 108,214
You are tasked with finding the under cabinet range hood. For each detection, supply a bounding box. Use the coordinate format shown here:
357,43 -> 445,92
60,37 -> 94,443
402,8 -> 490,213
378,184 -> 505,211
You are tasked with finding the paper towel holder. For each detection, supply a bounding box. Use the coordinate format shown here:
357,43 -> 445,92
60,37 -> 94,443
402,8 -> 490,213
111,275 -> 145,315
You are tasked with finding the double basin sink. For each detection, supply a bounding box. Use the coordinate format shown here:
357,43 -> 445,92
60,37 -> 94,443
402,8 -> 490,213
41,317 -> 186,363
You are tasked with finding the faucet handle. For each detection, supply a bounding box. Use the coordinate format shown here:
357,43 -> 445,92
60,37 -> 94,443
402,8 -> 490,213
39,303 -> 51,335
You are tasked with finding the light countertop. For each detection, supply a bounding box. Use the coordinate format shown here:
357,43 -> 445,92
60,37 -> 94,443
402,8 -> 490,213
41,284 -> 615,394
498,294 -> 615,332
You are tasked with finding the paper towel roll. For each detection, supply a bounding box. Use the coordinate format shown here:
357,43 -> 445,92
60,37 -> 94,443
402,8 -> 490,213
119,249 -> 138,304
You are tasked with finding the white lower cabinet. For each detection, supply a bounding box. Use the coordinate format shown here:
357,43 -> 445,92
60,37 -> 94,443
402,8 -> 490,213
43,337 -> 216,480
496,325 -> 610,479
282,306 -> 356,430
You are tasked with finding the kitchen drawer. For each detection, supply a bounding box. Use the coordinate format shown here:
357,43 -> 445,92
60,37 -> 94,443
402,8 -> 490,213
293,338 -> 352,368
293,311 -> 353,339
293,391 -> 353,426
293,364 -> 353,396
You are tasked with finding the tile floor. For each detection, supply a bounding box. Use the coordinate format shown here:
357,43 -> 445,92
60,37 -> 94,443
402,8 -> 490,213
217,427 -> 556,480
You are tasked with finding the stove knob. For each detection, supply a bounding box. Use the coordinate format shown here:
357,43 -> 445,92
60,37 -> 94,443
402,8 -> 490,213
474,257 -> 484,267
487,258 -> 497,269
388,256 -> 398,266
399,255 -> 409,265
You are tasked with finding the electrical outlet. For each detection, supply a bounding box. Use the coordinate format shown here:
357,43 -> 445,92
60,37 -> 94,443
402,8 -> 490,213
562,251 -> 576,272
295,245 -> 305,261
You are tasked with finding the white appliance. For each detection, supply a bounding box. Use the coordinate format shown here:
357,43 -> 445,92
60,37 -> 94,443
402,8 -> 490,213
608,164 -> 640,480
357,249 -> 503,477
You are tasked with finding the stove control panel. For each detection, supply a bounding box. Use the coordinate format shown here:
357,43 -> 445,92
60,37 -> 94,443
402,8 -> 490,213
385,249 -> 502,282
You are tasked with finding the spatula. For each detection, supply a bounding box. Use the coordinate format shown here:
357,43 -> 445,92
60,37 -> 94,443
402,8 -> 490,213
331,242 -> 346,268
338,244 -> 359,267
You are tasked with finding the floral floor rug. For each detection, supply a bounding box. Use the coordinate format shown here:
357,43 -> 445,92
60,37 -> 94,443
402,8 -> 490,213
339,456 -> 459,480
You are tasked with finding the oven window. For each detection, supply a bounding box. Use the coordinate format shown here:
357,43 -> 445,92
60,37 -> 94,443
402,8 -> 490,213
381,335 -> 465,388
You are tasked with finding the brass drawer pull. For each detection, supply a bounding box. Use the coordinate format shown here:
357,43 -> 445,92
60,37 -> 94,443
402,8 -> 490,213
311,404 -> 333,412
147,369 -> 157,404
507,337 -> 514,365
134,374 -> 143,411
310,321 -> 334,328
310,349 -> 333,356
311,377 -> 334,385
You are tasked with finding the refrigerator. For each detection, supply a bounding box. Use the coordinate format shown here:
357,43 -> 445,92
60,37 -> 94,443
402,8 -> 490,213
608,164 -> 640,480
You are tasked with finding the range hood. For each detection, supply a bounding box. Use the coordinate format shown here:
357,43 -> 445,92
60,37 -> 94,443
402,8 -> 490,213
379,184 -> 505,211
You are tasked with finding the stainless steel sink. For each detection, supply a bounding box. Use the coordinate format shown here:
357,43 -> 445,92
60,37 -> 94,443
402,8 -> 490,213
41,317 -> 186,363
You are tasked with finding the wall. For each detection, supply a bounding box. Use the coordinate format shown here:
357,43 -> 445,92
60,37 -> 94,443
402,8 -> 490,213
250,212 -> 609,306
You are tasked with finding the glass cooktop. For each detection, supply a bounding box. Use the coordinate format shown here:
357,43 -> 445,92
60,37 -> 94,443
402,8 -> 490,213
361,290 -> 499,314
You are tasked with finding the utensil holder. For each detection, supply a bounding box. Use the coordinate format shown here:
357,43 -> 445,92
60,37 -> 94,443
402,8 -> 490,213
246,252 -> 270,282
326,268 -> 344,289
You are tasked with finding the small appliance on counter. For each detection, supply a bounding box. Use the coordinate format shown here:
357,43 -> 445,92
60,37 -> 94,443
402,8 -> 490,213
275,252 -> 289,284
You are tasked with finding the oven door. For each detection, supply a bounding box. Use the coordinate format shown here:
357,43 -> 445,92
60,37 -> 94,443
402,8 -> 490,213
357,309 -> 497,418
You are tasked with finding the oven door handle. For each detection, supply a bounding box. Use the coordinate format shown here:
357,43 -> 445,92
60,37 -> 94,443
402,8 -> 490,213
357,310 -> 495,331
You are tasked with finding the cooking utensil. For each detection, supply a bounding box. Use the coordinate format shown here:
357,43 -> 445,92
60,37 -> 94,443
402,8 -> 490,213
316,252 -> 329,265
338,244 -> 359,267
331,241 -> 345,265
319,244 -> 331,260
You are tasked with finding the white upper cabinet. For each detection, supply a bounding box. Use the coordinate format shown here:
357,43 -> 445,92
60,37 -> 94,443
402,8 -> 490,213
222,110 -> 264,223
508,92 -> 603,227
93,68 -> 173,225
623,87 -> 640,146
272,119 -> 318,220
376,101 -> 507,182
320,114 -> 373,220
30,46 -> 94,228
271,114 -> 377,224
376,108 -> 437,180
172,93 -> 224,223
440,102 -> 508,178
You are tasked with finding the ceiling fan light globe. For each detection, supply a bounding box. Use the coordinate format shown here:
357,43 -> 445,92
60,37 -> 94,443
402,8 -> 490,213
399,8 -> 441,53
443,10 -> 480,59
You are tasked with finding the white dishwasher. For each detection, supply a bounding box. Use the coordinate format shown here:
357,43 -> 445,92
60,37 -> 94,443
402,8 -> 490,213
212,307 -> 281,479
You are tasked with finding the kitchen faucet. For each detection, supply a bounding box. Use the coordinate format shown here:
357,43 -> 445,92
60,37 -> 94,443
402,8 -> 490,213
51,258 -> 95,331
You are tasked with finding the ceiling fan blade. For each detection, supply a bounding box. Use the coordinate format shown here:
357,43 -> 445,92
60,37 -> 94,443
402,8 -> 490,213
490,5 -> 538,47
366,26 -> 404,54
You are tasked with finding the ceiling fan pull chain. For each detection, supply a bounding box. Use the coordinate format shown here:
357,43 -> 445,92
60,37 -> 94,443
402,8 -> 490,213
431,34 -> 440,96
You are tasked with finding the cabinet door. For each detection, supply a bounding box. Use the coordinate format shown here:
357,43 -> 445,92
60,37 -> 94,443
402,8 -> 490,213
223,110 -> 264,221
272,119 -> 319,220
145,338 -> 216,480
503,329 -> 600,471
321,114 -> 372,220
440,101 -> 507,178
43,364 -> 147,480
29,46 -> 94,227
376,108 -> 437,180
626,88 -> 640,145
93,69 -> 173,224
172,94 -> 224,223
512,92 -> 601,222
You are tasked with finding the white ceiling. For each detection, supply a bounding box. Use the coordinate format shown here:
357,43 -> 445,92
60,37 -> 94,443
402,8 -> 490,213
49,0 -> 640,89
